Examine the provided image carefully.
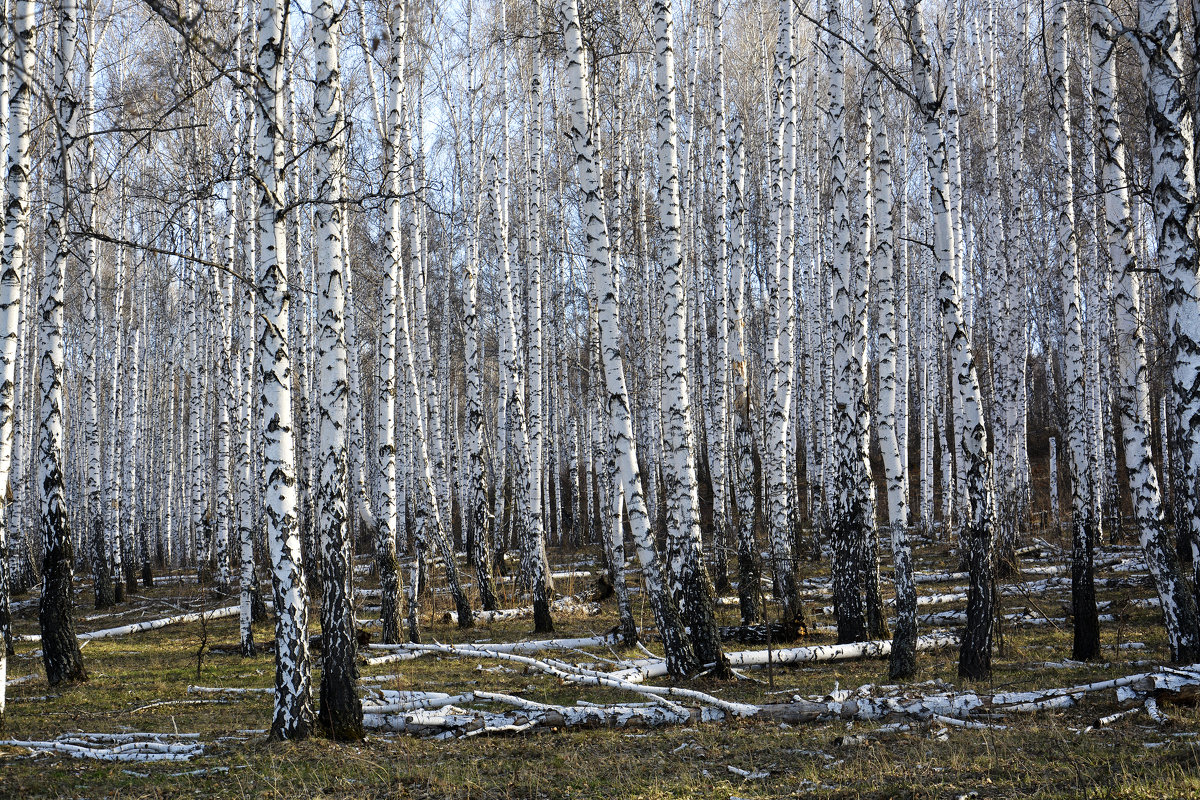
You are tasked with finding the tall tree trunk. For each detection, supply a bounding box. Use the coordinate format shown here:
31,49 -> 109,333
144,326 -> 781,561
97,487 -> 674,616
651,0 -> 726,674
38,0 -> 87,688
0,0 -> 35,723
256,0 -> 313,740
1136,0 -> 1200,649
375,0 -> 407,644
80,9 -> 111,611
312,0 -> 363,741
489,158 -> 553,634
728,120 -> 760,628
1094,0 -> 1200,663
867,0 -> 915,678
1049,0 -> 1100,662
561,0 -> 696,675
907,0 -> 996,680
764,0 -> 800,622
828,0 -> 867,645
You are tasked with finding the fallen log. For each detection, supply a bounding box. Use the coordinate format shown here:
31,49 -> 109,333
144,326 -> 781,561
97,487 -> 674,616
0,733 -> 204,763
438,595 -> 600,626
12,606 -> 241,643
360,662 -> 1200,738
613,633 -> 959,681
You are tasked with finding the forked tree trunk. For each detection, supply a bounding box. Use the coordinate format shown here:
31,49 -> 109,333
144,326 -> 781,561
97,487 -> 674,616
1094,0 -> 1200,663
561,0 -> 696,676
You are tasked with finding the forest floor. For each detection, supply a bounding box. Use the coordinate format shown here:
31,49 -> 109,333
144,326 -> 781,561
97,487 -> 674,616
3,530 -> 1200,799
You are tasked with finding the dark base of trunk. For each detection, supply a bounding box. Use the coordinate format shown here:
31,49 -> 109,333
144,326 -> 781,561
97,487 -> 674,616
141,562 -> 154,589
618,614 -> 638,647
241,632 -> 257,658
318,668 -> 364,742
736,541 -> 761,626
39,557 -> 88,687
92,522 -> 114,610
93,576 -> 114,610
653,586 -> 699,679
1072,518 -> 1100,661
124,564 -> 139,596
377,546 -> 403,645
680,564 -> 730,680
269,714 -> 313,742
864,588 -> 890,641
890,530 -> 919,680
1071,579 -> 1100,660
958,518 -> 994,681
832,511 -> 867,645
451,587 -> 474,630
532,584 -> 554,634
862,525 -> 889,640
888,616 -> 918,681
251,583 -> 270,624
712,557 -> 731,595
476,566 -> 498,612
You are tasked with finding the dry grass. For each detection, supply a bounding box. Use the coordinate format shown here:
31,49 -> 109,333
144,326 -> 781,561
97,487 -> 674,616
3,539 -> 1200,799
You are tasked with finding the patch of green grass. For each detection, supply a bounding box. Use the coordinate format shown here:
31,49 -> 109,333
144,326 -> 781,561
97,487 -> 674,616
3,547 -> 1200,799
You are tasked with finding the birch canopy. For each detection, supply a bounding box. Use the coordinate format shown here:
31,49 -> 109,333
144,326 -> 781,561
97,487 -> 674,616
3,2 -> 1200,787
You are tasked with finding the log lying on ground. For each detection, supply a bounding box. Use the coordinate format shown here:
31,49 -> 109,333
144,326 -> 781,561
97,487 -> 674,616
913,571 -> 969,584
611,633 -> 960,681
437,595 -> 600,626
0,732 -> 204,762
365,641 -> 759,715
365,633 -> 623,666
13,606 -> 241,643
363,694 -> 825,737
362,662 -> 1200,738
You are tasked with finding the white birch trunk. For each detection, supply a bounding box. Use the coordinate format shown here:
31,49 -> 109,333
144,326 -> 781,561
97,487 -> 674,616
312,0 -> 363,739
907,0 -> 995,679
652,0 -> 725,672
1049,0 -> 1100,661
561,0 -> 696,676
1094,1 -> 1200,662
256,0 -> 313,739
38,0 -> 87,686
0,0 -> 35,722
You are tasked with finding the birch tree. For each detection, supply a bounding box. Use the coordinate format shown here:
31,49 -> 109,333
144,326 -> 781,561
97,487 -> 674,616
907,0 -> 996,679
1049,0 -> 1100,662
256,0 -> 313,740
38,0 -> 88,687
1093,0 -> 1200,663
313,0 -> 363,741
0,0 -> 36,721
561,0 -> 697,677
652,0 -> 726,674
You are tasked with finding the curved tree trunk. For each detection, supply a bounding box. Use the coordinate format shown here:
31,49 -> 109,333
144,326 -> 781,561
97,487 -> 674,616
907,0 -> 995,680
